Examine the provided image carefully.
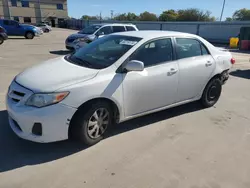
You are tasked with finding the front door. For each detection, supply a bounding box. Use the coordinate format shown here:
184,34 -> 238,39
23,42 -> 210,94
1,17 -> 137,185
175,38 -> 216,102
122,38 -> 179,117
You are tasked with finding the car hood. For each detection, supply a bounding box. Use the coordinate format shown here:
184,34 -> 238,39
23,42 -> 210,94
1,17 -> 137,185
15,57 -> 99,92
68,33 -> 89,40
20,24 -> 36,29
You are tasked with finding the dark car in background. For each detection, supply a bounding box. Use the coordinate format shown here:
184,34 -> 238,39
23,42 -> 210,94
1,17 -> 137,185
0,26 -> 8,45
65,23 -> 138,50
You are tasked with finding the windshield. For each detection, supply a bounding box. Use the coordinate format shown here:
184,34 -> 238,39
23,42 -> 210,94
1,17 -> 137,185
79,25 -> 101,34
67,35 -> 142,69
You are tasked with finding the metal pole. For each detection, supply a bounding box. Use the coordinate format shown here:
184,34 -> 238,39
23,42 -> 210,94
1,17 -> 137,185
220,0 -> 226,21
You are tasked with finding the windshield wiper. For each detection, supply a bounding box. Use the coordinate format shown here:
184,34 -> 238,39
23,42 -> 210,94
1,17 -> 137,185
73,57 -> 93,68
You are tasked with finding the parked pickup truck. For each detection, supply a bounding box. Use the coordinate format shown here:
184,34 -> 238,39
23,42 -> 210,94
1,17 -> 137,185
0,19 -> 43,39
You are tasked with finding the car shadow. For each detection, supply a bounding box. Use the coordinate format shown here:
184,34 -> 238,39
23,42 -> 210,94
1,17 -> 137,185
230,69 -> 250,79
0,101 -> 203,172
49,50 -> 72,55
8,37 -> 26,40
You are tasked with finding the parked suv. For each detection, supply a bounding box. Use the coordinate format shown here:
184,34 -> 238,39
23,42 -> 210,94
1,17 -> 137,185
0,26 -> 8,45
65,23 -> 138,50
0,19 -> 42,39
7,31 -> 234,146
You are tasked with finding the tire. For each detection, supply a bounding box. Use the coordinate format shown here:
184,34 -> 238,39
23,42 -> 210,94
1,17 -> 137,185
201,78 -> 222,108
45,29 -> 49,33
0,36 -> 3,45
25,32 -> 34,39
71,101 -> 113,146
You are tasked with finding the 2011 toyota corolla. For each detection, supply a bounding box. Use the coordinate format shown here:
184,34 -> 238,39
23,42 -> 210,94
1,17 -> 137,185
6,31 -> 234,146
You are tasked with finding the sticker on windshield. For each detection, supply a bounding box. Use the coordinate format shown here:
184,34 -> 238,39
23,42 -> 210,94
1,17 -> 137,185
119,40 -> 138,46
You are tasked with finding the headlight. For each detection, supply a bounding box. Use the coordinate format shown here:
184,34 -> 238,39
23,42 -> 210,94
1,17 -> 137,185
26,92 -> 69,108
73,38 -> 86,43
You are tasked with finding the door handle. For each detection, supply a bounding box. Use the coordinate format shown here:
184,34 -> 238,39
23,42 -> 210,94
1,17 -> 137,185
205,61 -> 213,67
168,68 -> 178,76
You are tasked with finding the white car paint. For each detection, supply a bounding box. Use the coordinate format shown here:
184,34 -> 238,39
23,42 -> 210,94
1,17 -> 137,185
6,31 -> 233,143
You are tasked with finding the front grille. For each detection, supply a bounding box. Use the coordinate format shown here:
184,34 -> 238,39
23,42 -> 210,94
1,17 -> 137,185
67,38 -> 75,43
12,119 -> 22,132
8,89 -> 26,103
13,91 -> 25,97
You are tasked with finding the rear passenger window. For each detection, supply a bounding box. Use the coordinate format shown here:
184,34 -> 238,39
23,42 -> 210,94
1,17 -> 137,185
112,26 -> 126,33
131,38 -> 173,67
176,38 -> 202,59
126,26 -> 136,31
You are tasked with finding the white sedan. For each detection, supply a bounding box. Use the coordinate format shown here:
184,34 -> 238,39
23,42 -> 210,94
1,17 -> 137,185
6,31 -> 234,145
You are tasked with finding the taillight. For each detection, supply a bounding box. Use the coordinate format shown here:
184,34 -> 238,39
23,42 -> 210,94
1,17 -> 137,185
231,58 -> 236,65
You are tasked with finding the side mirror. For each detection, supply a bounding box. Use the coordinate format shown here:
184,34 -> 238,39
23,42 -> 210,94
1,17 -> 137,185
124,60 -> 144,72
96,32 -> 104,38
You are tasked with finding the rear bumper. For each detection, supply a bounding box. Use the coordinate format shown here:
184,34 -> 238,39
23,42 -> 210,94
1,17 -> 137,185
222,70 -> 229,84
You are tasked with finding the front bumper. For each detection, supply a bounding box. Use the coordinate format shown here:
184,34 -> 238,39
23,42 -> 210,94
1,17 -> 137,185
65,41 -> 75,50
6,81 -> 77,143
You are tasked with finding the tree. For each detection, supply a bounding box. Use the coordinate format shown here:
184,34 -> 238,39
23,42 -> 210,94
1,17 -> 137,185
114,13 -> 128,21
177,8 -> 214,21
127,12 -> 139,21
81,15 -> 98,20
232,8 -> 250,21
159,9 -> 178,21
139,11 -> 158,21
226,17 -> 233,21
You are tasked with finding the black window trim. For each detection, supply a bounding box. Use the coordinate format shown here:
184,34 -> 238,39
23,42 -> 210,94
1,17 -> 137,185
97,25 -> 112,35
112,25 -> 126,33
117,37 -> 176,73
173,37 -> 211,60
125,26 -> 136,31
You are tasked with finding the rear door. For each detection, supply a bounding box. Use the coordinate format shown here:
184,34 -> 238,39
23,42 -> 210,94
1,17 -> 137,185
8,20 -> 21,36
175,38 -> 215,102
3,20 -> 20,36
2,20 -> 11,34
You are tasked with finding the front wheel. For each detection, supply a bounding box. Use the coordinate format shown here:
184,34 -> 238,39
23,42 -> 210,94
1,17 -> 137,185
25,32 -> 34,39
201,78 -> 222,108
71,102 -> 113,146
0,36 -> 4,45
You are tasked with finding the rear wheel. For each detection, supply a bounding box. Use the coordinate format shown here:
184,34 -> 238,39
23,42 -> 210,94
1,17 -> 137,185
70,102 -> 113,146
25,32 -> 34,39
45,29 -> 49,33
201,78 -> 222,108
0,36 -> 4,45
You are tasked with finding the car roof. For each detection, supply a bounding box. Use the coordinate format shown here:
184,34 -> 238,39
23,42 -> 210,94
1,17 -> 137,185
112,30 -> 197,39
92,23 -> 136,27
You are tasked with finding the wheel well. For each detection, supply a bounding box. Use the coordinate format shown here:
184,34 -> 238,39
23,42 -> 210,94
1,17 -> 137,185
210,74 -> 222,82
68,98 -> 120,138
25,31 -> 34,35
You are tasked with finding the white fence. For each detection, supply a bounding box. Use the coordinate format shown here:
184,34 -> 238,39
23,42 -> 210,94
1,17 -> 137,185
66,19 -> 250,43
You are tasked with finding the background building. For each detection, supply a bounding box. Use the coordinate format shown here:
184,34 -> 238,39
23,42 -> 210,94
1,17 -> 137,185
0,0 -> 68,26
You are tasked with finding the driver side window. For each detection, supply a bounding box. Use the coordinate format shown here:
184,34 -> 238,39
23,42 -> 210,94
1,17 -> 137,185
131,38 -> 173,67
97,26 -> 112,35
